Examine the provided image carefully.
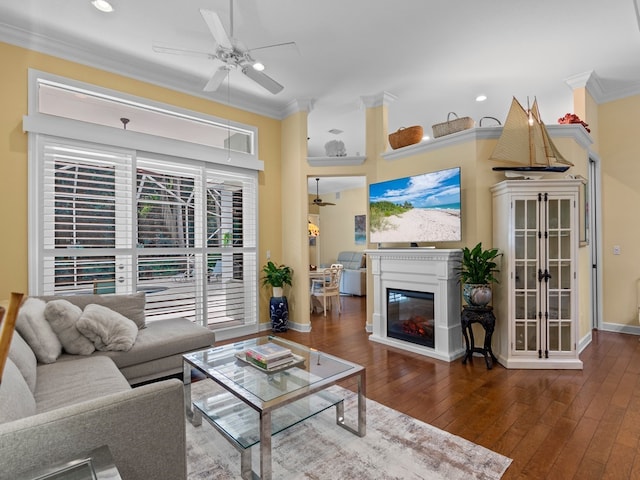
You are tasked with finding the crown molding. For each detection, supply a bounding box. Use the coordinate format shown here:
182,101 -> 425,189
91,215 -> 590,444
565,69 -> 640,105
360,92 -> 397,109
0,21 -> 287,120
283,98 -> 316,117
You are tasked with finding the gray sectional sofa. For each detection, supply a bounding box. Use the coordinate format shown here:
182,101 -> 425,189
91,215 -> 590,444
336,251 -> 367,296
0,293 -> 216,479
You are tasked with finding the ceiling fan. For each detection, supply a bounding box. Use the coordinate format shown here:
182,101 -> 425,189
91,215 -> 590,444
311,178 -> 336,207
153,0 -> 293,94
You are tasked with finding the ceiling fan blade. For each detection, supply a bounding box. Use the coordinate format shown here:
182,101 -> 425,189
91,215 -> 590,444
203,66 -> 230,92
200,9 -> 233,50
241,66 -> 284,94
153,44 -> 215,59
248,41 -> 298,54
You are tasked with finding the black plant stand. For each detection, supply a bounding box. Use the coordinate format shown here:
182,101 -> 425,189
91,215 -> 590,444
269,296 -> 289,332
461,305 -> 497,369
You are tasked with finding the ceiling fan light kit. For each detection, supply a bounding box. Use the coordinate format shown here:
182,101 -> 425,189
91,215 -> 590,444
91,0 -> 113,13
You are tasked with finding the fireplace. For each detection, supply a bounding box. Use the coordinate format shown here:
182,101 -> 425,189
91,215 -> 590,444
366,248 -> 464,362
387,288 -> 434,348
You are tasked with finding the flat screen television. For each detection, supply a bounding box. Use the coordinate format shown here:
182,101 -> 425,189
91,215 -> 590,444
369,167 -> 461,244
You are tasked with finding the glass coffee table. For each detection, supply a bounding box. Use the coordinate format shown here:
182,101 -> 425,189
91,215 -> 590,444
183,335 -> 366,480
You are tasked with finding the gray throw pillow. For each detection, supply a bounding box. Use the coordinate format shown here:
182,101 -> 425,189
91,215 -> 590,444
44,299 -> 95,356
8,331 -> 37,393
77,304 -> 138,352
15,297 -> 62,364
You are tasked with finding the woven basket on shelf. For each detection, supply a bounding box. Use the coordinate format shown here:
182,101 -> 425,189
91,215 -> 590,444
388,126 -> 423,149
479,116 -> 501,126
432,112 -> 475,138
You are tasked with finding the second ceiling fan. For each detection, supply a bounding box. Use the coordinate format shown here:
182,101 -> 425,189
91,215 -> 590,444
311,178 -> 336,207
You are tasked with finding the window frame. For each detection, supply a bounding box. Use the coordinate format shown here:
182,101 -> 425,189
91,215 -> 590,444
25,70 -> 262,337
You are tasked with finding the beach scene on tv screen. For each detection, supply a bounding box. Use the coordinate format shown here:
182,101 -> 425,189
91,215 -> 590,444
369,168 -> 461,243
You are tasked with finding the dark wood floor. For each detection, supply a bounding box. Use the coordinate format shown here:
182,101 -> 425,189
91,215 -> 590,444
226,296 -> 640,479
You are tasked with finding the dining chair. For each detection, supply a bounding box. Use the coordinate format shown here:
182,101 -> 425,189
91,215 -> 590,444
310,266 -> 343,316
0,292 -> 25,383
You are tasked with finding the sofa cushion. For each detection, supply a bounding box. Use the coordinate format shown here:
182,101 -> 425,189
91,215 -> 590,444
0,358 -> 36,423
77,304 -> 138,352
37,293 -> 147,329
93,318 -> 214,369
34,356 -> 131,413
16,297 -> 62,364
44,300 -> 96,356
336,251 -> 366,270
8,331 -> 37,392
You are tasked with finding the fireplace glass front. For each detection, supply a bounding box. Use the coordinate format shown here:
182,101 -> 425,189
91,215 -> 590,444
386,288 -> 435,348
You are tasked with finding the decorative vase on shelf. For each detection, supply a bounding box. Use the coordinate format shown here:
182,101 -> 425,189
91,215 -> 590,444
463,283 -> 492,307
269,295 -> 289,332
456,242 -> 502,309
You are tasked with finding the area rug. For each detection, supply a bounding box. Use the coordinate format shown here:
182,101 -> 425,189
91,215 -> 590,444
186,381 -> 512,479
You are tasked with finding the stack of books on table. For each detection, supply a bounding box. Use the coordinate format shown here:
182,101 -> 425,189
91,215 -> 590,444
245,342 -> 294,370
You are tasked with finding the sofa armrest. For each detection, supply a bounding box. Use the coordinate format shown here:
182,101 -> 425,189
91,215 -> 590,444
0,379 -> 186,480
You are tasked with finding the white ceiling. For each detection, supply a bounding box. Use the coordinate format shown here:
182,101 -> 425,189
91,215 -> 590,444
2,0 -> 640,175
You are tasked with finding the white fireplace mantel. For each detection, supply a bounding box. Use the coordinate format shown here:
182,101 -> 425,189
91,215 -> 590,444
366,248 -> 464,362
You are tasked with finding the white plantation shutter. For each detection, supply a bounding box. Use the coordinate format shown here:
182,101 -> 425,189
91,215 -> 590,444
34,136 -> 258,329
40,140 -> 134,294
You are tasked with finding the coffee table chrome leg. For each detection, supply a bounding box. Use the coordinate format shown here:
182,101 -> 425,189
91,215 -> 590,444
259,410 -> 272,480
336,371 -> 367,437
183,361 -> 196,425
240,448 -> 252,480
356,371 -> 367,437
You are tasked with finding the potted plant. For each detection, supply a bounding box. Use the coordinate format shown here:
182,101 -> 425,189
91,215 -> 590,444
261,261 -> 293,332
261,261 -> 293,297
457,242 -> 501,307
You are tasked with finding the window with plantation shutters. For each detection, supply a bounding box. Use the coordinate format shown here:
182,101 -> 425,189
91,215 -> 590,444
33,136 -> 258,330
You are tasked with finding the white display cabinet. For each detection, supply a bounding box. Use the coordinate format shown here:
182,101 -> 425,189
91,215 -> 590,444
491,179 -> 583,369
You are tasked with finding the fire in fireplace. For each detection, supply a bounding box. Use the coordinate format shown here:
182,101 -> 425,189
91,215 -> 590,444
386,288 -> 435,348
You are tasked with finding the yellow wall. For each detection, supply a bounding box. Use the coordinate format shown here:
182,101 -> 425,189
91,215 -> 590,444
0,42 -> 282,325
316,186 -> 367,265
599,94 -> 640,326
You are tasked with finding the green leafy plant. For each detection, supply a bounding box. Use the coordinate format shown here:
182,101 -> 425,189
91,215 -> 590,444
222,231 -> 232,246
457,242 -> 501,284
261,261 -> 293,288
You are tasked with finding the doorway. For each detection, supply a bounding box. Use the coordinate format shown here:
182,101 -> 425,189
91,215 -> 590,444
306,176 -> 367,268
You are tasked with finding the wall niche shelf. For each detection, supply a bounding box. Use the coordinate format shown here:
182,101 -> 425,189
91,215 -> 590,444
307,155 -> 366,167
381,124 -> 591,162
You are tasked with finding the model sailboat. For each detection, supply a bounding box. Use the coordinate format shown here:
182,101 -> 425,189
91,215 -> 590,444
491,97 -> 573,173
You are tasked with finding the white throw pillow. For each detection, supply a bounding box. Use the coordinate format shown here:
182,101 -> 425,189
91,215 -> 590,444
76,304 -> 138,352
44,299 -> 95,355
15,297 -> 62,364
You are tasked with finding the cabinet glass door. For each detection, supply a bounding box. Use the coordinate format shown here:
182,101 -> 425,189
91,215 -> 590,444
545,198 -> 573,353
513,198 -> 539,352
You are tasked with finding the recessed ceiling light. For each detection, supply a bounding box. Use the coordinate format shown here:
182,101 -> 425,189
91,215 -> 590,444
476,95 -> 487,102
422,135 -> 430,141
91,0 -> 114,13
